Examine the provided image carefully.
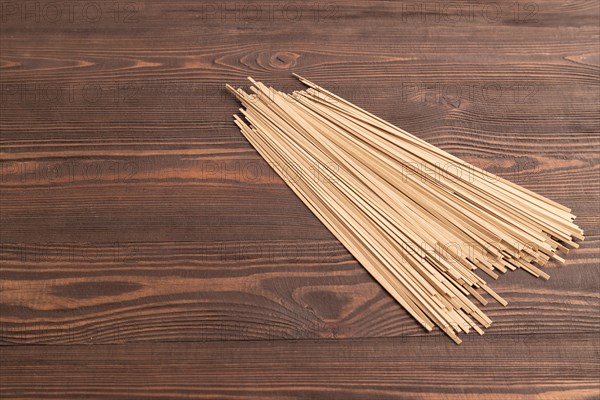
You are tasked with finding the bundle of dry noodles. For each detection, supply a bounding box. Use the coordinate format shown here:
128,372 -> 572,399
227,75 -> 583,343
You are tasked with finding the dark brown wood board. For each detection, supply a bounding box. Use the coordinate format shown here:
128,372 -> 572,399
1,1 -> 599,398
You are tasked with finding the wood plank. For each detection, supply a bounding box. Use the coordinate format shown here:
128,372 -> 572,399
1,335 -> 598,399
0,239 -> 597,344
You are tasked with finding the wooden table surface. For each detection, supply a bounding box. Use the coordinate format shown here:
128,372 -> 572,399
1,1 -> 599,399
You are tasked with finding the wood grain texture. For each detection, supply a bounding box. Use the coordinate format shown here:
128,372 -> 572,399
1,335 -> 599,399
1,0 -> 599,398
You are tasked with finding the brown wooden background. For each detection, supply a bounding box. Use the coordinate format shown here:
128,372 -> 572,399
1,1 -> 599,398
